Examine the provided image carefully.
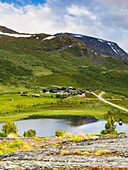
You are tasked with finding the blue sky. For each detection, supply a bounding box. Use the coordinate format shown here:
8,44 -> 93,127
1,0 -> 46,6
0,0 -> 128,52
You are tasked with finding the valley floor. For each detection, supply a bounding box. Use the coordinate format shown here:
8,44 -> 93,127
0,90 -> 128,123
0,91 -> 112,122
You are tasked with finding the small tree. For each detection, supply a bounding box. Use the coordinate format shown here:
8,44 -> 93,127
101,116 -> 116,134
55,128 -> 66,137
23,129 -> 36,137
1,121 -> 18,137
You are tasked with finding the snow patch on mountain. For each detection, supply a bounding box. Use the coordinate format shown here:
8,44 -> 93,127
98,39 -> 105,43
42,36 -> 56,41
0,32 -> 32,37
111,47 -> 118,54
107,42 -> 118,54
73,34 -> 82,38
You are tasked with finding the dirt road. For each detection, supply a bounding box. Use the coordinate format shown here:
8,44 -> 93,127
92,92 -> 128,112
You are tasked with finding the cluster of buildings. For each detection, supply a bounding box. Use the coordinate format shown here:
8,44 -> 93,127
18,87 -> 92,98
42,87 -> 92,95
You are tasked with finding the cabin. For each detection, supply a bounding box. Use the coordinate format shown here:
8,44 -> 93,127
110,97 -> 115,99
34,94 -> 41,97
77,89 -> 85,93
18,92 -> 23,94
23,92 -> 28,94
72,93 -> 78,96
61,87 -> 76,93
43,87 -> 76,93
9,99 -> 13,101
32,94 -> 41,97
85,88 -> 92,91
43,89 -> 50,93
21,95 -> 30,97
50,88 -> 60,93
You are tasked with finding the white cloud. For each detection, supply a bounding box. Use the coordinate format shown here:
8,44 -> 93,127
95,0 -> 128,29
0,2 -> 55,34
0,0 -> 128,52
67,5 -> 97,21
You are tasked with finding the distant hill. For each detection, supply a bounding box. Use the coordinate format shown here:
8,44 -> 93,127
0,26 -> 19,34
0,26 -> 128,95
55,33 -> 128,59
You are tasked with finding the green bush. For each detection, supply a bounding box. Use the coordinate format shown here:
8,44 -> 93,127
23,129 -> 36,137
34,137 -> 43,141
8,140 -> 24,148
101,116 -> 116,134
69,138 -> 83,142
55,128 -> 66,137
0,121 -> 18,137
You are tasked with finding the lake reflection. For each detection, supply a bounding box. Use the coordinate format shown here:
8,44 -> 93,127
0,115 -> 128,137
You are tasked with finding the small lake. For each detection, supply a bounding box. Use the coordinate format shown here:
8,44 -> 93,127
0,115 -> 128,137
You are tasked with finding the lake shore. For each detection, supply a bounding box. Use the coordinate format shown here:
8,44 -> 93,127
0,109 -> 105,123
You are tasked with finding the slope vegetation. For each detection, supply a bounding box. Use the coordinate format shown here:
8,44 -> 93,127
0,30 -> 128,95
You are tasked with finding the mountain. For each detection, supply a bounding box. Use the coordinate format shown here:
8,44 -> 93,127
0,26 -> 19,34
0,26 -> 128,95
55,33 -> 128,59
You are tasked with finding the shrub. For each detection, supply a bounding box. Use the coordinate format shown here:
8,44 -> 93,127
34,137 -> 42,141
56,94 -> 61,98
60,150 -> 70,155
101,116 -> 116,134
1,121 -> 18,137
81,151 -> 90,155
73,150 -> 81,155
8,140 -> 24,148
55,128 -> 66,137
43,137 -> 49,141
69,138 -> 83,142
95,149 -> 111,156
23,129 -> 36,137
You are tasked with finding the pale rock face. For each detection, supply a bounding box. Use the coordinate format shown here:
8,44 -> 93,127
7,134 -> 16,138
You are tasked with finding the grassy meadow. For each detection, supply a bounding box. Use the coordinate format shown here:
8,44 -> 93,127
0,91 -> 117,122
103,92 -> 128,109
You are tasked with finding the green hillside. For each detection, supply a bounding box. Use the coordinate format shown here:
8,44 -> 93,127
0,34 -> 128,95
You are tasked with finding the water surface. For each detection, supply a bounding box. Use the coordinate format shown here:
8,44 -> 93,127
0,115 -> 127,137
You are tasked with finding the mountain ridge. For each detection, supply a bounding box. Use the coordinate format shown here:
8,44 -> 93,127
0,26 -> 127,59
55,33 -> 128,59
0,26 -> 20,34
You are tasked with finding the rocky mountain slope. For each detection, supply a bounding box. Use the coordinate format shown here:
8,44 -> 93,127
0,26 -> 19,34
0,26 -> 128,95
56,33 -> 128,59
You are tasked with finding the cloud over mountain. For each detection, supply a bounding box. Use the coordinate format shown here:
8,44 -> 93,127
0,0 -> 128,52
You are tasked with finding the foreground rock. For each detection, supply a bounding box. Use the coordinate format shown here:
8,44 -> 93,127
0,135 -> 128,169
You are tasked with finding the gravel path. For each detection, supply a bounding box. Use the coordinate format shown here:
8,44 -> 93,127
0,135 -> 128,169
92,92 -> 128,112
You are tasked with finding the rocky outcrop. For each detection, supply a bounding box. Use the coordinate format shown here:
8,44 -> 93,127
56,33 -> 128,59
0,135 -> 128,169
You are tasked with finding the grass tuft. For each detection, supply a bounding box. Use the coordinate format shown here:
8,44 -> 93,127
95,149 -> 111,156
60,150 -> 70,155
